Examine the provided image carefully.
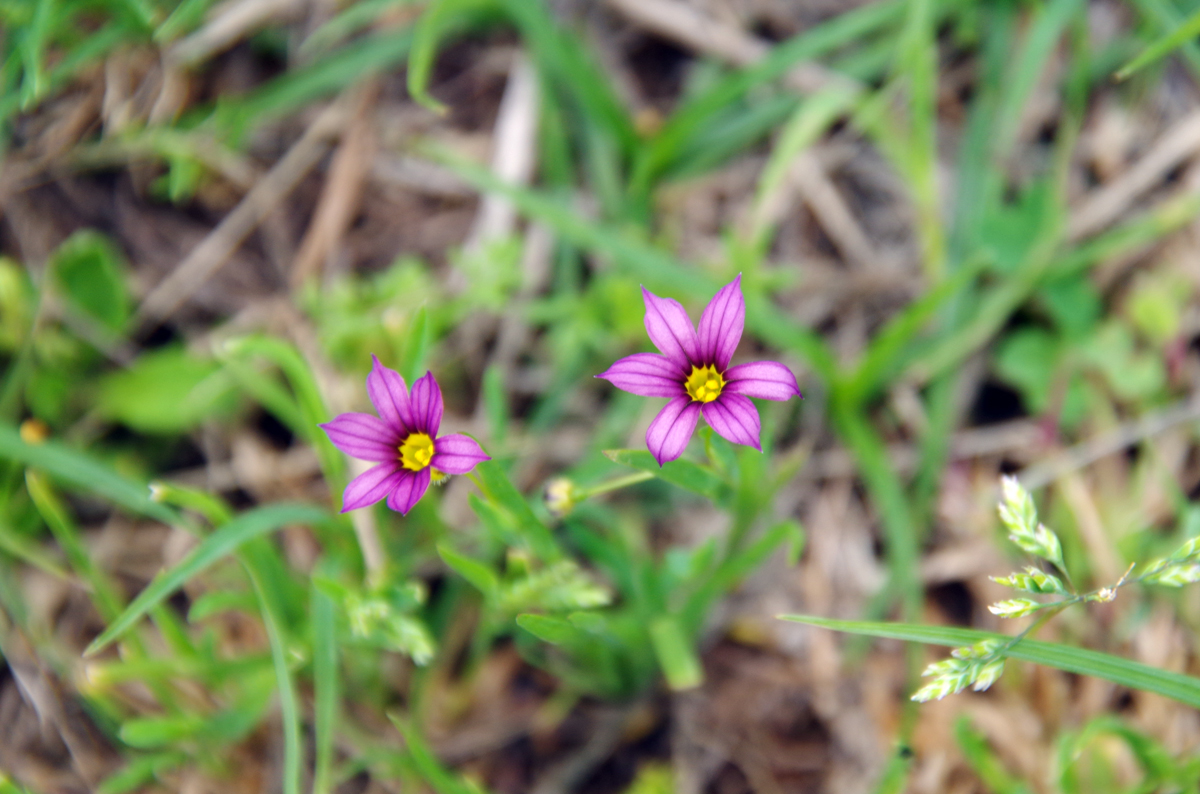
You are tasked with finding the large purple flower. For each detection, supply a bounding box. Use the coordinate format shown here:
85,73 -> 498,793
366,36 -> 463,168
320,357 -> 490,515
597,275 -> 801,466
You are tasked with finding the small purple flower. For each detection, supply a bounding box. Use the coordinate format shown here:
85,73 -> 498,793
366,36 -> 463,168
320,357 -> 490,515
597,275 -> 801,466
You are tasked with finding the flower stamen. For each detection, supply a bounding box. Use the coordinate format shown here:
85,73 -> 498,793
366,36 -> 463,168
685,365 -> 724,404
399,432 -> 436,471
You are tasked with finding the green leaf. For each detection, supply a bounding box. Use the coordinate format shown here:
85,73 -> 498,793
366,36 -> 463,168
649,616 -> 703,691
49,227 -> 129,334
97,347 -> 236,433
1117,6 -> 1200,79
85,503 -> 329,656
407,0 -> 490,113
471,460 -> 559,561
119,715 -> 205,748
780,615 -> 1200,709
389,716 -> 481,794
0,424 -> 183,527
246,552 -> 303,794
437,544 -> 499,597
955,718 -> 1035,794
311,582 -> 338,794
516,613 -> 580,645
602,449 -> 726,501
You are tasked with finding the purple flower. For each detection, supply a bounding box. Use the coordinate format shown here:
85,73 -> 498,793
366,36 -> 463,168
597,275 -> 801,466
320,357 -> 490,515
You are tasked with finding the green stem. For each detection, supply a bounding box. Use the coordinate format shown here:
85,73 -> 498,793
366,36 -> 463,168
577,471 -> 654,500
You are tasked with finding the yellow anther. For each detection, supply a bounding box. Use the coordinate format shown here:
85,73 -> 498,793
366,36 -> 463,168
684,365 -> 725,404
399,432 -> 436,471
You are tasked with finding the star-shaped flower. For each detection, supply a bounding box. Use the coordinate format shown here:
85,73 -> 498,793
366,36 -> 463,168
320,357 -> 490,514
597,275 -> 801,465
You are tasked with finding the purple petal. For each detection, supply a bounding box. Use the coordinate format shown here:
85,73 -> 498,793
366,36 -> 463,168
431,433 -> 490,475
697,275 -> 745,370
724,360 -> 801,401
642,287 -> 700,368
702,394 -> 761,450
367,355 -> 415,434
409,371 -> 444,436
319,413 -> 400,462
645,396 -> 702,466
341,463 -> 405,512
386,468 -> 431,515
596,353 -> 687,398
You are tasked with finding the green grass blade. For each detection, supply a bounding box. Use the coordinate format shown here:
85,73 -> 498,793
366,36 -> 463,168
844,254 -> 986,405
407,0 -> 490,113
1117,6 -> 1200,80
892,0 -> 943,280
311,582 -> 338,794
471,460 -> 559,561
781,615 -> 1200,709
0,517 -> 71,582
0,424 -> 184,527
634,0 -> 903,192
302,0 -> 416,54
221,335 -> 346,491
498,0 -> 636,154
84,503 -> 329,656
829,405 -> 921,619
246,553 -> 303,794
438,153 -> 838,381
389,716 -> 481,794
214,28 -> 416,138
991,0 -> 1085,164
25,470 -> 124,620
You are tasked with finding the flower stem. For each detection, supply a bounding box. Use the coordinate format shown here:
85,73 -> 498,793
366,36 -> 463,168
578,471 -> 654,500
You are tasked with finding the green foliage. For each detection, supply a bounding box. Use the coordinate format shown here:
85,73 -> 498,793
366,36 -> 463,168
97,347 -> 237,434
780,615 -> 1200,710
6,0 -> 1200,789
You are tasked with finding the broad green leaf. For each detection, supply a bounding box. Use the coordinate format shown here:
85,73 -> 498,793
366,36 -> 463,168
438,544 -> 499,597
602,449 -> 726,501
119,715 -> 205,748
0,424 -> 183,527
780,615 -> 1200,709
97,347 -> 236,433
98,752 -> 186,794
516,613 -> 580,645
85,503 -> 329,655
50,227 -> 129,333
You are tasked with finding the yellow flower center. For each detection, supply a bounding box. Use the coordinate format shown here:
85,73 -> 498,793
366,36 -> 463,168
399,432 -> 436,471
684,364 -> 724,403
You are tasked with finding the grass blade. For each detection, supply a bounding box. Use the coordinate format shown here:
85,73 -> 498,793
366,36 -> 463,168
1118,6 -> 1200,80
85,503 -> 329,655
780,615 -> 1200,709
0,424 -> 183,527
246,551 -> 303,794
311,582 -> 338,794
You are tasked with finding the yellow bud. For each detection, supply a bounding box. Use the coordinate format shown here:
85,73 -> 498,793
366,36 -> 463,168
19,418 -> 48,444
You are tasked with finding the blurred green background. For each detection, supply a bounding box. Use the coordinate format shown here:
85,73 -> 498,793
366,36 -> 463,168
4,0 -> 1200,791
